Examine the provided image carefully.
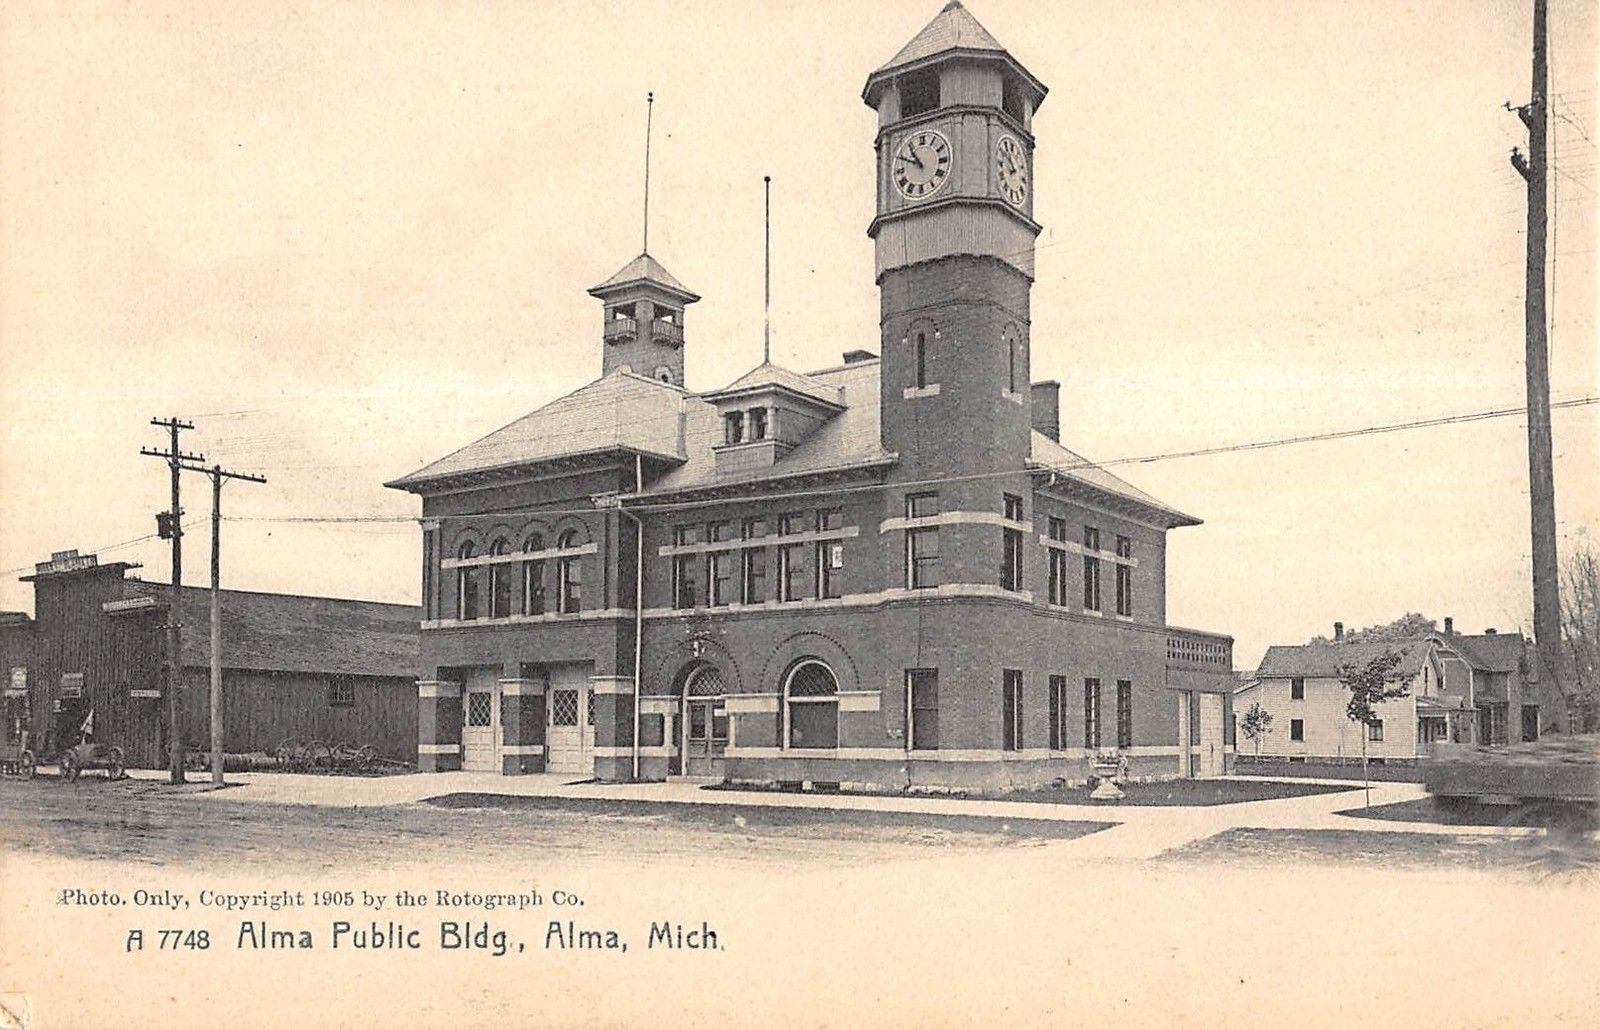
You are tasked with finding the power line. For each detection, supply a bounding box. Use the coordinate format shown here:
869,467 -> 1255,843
216,394 -> 1599,525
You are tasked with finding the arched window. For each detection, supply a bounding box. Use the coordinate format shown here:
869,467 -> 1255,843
782,659 -> 839,749
685,664 -> 725,698
521,533 -> 545,616
485,538 -> 511,618
556,529 -> 582,614
456,541 -> 483,621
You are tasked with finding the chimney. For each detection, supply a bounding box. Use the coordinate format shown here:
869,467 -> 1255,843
1030,381 -> 1060,442
841,349 -> 876,365
1334,622 -> 1344,641
1444,616 -> 1454,637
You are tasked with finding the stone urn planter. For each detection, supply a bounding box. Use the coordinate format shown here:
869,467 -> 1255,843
1089,752 -> 1127,801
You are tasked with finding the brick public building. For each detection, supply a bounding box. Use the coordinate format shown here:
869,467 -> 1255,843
387,2 -> 1236,787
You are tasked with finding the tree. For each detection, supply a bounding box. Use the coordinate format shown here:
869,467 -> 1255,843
1239,701 -> 1273,764
1310,613 -> 1438,645
1559,540 -> 1600,733
1337,648 -> 1412,807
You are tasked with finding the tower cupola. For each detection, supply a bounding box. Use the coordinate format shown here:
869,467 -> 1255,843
588,253 -> 700,386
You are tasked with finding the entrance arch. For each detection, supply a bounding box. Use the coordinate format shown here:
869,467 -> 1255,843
678,662 -> 728,778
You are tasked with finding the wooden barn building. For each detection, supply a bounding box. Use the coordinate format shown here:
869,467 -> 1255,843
387,2 -> 1236,788
1,549 -> 420,768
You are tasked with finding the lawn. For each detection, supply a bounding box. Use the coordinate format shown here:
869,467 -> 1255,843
712,777 -> 1356,807
1161,826 -> 1600,877
1337,795 -> 1597,830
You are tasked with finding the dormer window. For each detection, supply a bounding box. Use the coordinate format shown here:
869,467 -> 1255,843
749,408 -> 769,441
900,67 -> 940,118
724,411 -> 745,445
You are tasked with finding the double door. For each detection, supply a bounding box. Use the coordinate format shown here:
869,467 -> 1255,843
682,697 -> 727,778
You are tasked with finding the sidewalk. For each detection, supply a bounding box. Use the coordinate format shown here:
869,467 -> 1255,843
111,766 -> 1556,860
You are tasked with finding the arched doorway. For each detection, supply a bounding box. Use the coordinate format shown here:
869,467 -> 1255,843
680,663 -> 728,778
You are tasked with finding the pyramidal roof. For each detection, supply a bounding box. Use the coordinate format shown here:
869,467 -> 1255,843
587,252 -> 699,303
707,361 -> 844,408
876,1 -> 1007,74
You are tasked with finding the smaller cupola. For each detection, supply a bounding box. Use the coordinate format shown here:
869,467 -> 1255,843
588,253 -> 700,386
701,362 -> 845,475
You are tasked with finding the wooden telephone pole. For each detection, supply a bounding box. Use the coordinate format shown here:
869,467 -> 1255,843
1509,0 -> 1564,723
141,418 -> 202,783
177,462 -> 266,786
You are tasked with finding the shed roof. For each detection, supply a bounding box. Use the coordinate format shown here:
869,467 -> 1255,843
123,582 -> 420,679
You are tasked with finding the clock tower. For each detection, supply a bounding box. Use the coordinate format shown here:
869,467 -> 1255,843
864,2 -> 1047,487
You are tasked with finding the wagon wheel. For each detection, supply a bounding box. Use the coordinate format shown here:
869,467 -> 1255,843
304,740 -> 333,773
19,749 -> 35,780
107,747 -> 126,780
354,745 -> 378,773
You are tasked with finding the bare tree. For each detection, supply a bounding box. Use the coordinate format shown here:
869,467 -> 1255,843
1560,540 -> 1600,733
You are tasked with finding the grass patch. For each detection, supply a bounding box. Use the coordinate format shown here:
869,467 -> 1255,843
1338,796 -> 1597,830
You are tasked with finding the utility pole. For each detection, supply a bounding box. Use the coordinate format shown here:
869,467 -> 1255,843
141,418 -> 203,783
177,462 -> 266,787
1509,0 -> 1564,726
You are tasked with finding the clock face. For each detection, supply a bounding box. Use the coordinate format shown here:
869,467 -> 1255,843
893,129 -> 951,200
995,134 -> 1028,207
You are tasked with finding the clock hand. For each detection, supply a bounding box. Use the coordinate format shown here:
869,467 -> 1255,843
909,146 -> 925,171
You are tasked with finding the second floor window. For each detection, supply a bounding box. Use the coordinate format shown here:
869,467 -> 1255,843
1047,516 -> 1068,605
815,509 -> 844,599
741,517 -> 767,604
556,529 -> 582,613
456,541 -> 482,621
672,525 -> 699,609
905,492 -> 940,589
914,331 -> 928,389
488,537 -> 512,618
1083,526 -> 1102,612
706,522 -> 734,607
1001,494 -> 1023,591
778,543 -> 806,602
1115,535 -> 1133,616
521,534 -> 545,616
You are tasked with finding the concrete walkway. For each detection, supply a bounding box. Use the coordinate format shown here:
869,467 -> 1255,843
104,767 -> 1561,861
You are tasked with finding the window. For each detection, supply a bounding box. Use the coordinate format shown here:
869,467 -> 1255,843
749,408 -> 769,440
778,516 -> 806,603
908,669 -> 938,750
723,411 -> 745,445
468,691 -> 493,727
549,690 -> 578,727
1048,675 -> 1068,751
1290,677 -> 1305,700
900,66 -> 940,118
556,529 -> 582,613
456,541 -> 482,620
521,534 -> 545,616
1114,535 -> 1132,617
488,537 -> 512,618
327,677 -> 354,709
905,492 -> 940,589
1116,680 -> 1133,748
815,509 -> 844,599
1001,494 -> 1023,591
1083,678 -> 1101,749
1047,516 -> 1068,605
741,517 -> 767,604
1007,333 -> 1017,394
1368,720 -> 1384,743
1002,669 -> 1023,751
783,660 -> 839,749
1290,718 -> 1304,742
672,525 -> 699,609
706,521 -> 733,607
1001,74 -> 1026,123
914,331 -> 928,388
1082,527 -> 1102,611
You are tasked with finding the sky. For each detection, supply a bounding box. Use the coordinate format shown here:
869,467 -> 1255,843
1,0 -> 1595,667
